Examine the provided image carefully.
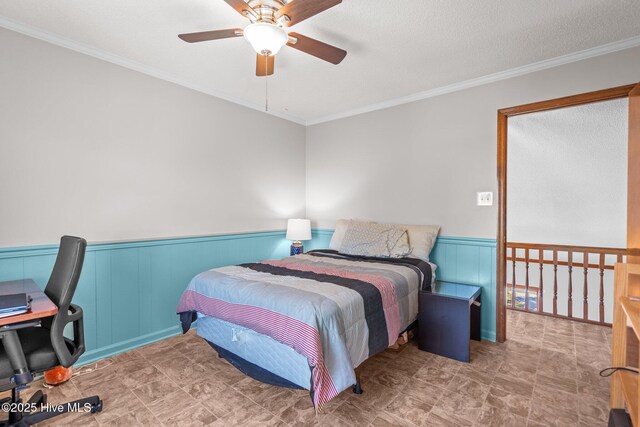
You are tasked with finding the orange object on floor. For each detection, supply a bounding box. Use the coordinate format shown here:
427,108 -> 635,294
44,365 -> 73,385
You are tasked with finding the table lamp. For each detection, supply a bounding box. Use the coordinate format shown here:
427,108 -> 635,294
286,219 -> 311,255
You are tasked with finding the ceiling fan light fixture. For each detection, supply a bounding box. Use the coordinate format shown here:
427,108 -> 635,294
243,22 -> 288,56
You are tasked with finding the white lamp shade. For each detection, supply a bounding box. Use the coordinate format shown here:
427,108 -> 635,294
286,219 -> 312,241
243,23 -> 288,56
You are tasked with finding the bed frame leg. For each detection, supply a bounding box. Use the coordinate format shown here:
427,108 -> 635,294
352,368 -> 363,394
352,382 -> 363,394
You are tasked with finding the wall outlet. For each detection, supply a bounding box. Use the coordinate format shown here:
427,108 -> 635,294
477,192 -> 493,206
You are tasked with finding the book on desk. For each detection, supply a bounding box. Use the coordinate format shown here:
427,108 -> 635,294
0,293 -> 31,319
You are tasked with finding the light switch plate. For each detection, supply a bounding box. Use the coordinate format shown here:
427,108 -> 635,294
477,192 -> 493,206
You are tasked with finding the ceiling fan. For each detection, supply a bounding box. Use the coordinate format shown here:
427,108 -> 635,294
178,0 -> 347,76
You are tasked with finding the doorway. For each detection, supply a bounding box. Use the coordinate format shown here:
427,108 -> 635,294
496,84 -> 638,342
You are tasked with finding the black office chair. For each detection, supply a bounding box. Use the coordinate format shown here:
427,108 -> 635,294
0,236 -> 102,426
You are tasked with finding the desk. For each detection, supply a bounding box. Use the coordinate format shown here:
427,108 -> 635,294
0,279 -> 58,326
0,279 -> 58,387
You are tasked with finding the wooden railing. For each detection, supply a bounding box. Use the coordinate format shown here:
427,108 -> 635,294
506,242 -> 626,325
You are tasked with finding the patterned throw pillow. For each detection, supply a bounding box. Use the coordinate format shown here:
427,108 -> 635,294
330,219 -> 440,261
389,229 -> 412,258
339,221 -> 412,258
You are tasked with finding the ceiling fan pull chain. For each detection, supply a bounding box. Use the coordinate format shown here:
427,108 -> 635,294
265,53 -> 269,112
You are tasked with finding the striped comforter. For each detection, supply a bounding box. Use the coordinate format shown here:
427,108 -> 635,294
176,250 -> 432,410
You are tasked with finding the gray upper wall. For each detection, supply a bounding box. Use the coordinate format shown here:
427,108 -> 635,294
306,46 -> 640,239
0,28 -> 306,247
2,26 -> 640,247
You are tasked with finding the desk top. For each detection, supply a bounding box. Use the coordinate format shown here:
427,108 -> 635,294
0,279 -> 58,327
427,281 -> 482,301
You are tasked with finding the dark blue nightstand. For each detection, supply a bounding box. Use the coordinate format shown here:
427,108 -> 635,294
418,281 -> 482,362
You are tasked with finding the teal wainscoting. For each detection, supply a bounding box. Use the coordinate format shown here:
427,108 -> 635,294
0,231 -> 293,365
0,229 -> 497,367
310,230 -> 498,341
430,236 -> 497,342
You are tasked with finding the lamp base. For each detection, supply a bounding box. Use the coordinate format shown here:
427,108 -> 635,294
290,242 -> 304,256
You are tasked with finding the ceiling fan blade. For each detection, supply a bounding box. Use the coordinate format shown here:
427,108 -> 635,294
276,0 -> 341,27
223,0 -> 256,18
256,54 -> 275,76
287,32 -> 347,64
178,28 -> 243,43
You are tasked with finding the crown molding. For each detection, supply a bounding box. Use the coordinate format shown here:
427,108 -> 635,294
2,15 -> 639,128
0,15 -> 307,126
306,35 -> 640,126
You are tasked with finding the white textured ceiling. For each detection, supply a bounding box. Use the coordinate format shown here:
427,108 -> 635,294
1,0 -> 640,124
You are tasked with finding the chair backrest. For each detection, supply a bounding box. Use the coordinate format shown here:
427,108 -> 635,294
42,236 -> 88,367
44,236 -> 87,313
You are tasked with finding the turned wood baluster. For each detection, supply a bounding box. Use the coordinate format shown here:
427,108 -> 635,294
511,247 -> 516,308
538,249 -> 544,313
503,243 -> 624,325
583,251 -> 589,321
599,253 -> 605,324
553,250 -> 558,315
524,248 -> 530,311
568,250 -> 573,318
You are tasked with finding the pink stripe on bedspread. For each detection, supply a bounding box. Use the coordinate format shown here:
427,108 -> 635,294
264,260 -> 401,347
176,289 -> 338,411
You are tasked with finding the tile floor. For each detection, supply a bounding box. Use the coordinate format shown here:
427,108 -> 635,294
5,310 -> 612,426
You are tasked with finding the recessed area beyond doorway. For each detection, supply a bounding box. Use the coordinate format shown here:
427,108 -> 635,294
496,84 -> 638,343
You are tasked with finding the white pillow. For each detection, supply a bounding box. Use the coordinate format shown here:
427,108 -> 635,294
329,219 -> 350,251
329,219 -> 440,261
403,223 -> 441,261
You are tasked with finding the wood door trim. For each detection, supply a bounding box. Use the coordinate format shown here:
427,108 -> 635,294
495,83 -> 638,343
499,84 -> 636,117
628,84 -> 640,264
496,112 -> 508,342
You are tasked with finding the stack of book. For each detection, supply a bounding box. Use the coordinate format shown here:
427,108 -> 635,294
0,293 -> 30,319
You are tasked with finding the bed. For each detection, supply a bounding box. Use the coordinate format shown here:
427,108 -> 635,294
176,221 -> 438,411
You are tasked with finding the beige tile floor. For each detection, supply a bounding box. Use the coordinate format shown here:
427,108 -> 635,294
4,310 -> 612,426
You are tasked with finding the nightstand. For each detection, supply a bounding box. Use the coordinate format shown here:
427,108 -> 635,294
418,281 -> 482,362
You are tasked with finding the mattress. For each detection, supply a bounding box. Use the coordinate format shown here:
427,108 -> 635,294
197,314 -> 312,389
177,249 -> 434,409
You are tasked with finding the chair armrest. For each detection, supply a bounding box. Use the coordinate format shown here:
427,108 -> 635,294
67,304 -> 83,322
50,304 -> 85,367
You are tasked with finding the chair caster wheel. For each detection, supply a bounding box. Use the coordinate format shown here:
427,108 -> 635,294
91,400 -> 103,413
